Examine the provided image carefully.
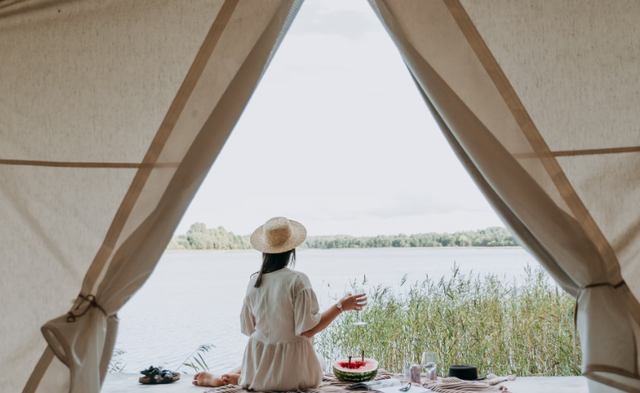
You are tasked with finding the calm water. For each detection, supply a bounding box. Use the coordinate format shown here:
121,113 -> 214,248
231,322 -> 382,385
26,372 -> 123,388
116,248 -> 538,374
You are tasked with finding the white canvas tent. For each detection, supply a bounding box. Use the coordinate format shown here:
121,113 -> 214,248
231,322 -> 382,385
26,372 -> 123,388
1,1 -> 639,392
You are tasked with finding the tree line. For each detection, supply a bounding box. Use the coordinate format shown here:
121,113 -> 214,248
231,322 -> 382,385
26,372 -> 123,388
167,223 -> 251,250
166,223 -> 519,251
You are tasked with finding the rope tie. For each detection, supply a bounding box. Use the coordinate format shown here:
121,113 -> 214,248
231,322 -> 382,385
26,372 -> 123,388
572,280 -> 625,368
66,294 -> 107,323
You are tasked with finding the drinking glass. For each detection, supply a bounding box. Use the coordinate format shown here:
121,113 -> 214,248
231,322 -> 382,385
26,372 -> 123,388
353,288 -> 367,326
421,351 -> 438,381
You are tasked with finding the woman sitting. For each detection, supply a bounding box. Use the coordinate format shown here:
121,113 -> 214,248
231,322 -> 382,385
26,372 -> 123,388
193,217 -> 367,390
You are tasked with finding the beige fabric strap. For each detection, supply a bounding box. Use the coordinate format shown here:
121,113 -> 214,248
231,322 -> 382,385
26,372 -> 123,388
21,347 -> 54,393
65,294 -> 107,323
80,0 -> 239,294
0,0 -> 64,19
8,145 -> 634,168
0,159 -> 179,168
514,145 -> 640,159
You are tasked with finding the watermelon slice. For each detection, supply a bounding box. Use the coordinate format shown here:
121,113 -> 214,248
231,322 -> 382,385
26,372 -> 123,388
333,358 -> 379,382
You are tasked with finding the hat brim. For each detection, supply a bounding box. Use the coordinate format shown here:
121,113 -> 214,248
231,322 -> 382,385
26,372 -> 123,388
250,220 -> 307,253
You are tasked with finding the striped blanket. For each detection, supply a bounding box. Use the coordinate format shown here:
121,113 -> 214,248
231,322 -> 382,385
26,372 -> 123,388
203,370 -> 516,393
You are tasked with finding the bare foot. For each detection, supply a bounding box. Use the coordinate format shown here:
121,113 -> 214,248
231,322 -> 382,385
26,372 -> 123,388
221,373 -> 241,385
192,372 -> 229,387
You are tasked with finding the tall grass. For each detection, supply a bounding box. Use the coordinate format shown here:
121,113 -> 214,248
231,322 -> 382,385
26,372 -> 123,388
179,344 -> 215,373
316,266 -> 580,377
108,348 -> 126,373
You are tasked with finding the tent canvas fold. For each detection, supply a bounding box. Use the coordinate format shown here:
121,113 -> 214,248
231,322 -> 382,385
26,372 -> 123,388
0,0 -> 302,392
369,0 -> 640,392
2,1 -> 640,392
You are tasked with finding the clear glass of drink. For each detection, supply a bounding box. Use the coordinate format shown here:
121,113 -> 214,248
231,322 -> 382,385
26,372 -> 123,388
421,351 -> 438,381
353,288 -> 367,326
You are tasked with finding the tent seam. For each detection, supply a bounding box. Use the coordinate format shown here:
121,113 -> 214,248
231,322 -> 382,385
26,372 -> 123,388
513,145 -> 640,158
0,159 -> 180,168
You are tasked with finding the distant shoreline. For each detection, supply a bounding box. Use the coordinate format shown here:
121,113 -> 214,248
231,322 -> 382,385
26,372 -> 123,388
163,246 -> 523,254
169,224 -> 519,251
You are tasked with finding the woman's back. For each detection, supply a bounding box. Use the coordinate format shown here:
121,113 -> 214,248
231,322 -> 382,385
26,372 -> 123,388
243,268 -> 312,342
239,267 -> 324,391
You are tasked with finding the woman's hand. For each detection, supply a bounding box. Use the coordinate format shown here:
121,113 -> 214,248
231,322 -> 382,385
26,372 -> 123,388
339,293 -> 368,312
302,292 -> 369,338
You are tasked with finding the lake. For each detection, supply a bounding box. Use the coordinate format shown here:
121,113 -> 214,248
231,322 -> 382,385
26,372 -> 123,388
115,248 -> 539,375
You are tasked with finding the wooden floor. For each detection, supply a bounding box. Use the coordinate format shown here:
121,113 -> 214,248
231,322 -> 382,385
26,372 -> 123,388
103,374 -> 589,393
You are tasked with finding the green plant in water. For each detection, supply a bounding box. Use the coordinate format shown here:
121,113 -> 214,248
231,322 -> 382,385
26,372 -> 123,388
178,344 -> 215,373
316,265 -> 580,377
108,348 -> 127,373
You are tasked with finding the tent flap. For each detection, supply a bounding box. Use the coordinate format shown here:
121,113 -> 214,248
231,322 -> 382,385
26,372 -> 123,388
370,0 -> 640,392
0,0 -> 302,392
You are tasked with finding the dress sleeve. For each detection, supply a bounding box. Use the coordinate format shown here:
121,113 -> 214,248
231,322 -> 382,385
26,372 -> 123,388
240,299 -> 256,337
294,275 -> 322,336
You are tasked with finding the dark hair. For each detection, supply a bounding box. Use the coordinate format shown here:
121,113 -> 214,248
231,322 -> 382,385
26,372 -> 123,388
254,249 -> 296,288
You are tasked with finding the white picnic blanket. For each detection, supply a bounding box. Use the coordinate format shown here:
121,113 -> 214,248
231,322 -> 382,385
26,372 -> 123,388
202,370 -> 515,393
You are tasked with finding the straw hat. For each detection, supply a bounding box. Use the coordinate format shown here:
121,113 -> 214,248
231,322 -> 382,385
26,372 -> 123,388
250,217 -> 307,254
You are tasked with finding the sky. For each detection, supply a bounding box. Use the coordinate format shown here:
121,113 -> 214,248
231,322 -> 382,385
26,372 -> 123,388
175,0 -> 504,237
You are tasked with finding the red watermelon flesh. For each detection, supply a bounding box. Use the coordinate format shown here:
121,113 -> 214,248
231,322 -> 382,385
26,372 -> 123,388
336,359 -> 377,371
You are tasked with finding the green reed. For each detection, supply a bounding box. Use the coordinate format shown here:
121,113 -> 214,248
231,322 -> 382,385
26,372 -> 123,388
315,265 -> 580,377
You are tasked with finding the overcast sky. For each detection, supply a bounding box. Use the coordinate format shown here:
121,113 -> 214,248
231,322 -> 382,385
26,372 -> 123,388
175,0 -> 504,237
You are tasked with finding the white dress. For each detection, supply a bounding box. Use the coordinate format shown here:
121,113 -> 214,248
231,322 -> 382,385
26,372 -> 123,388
239,268 -> 325,391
